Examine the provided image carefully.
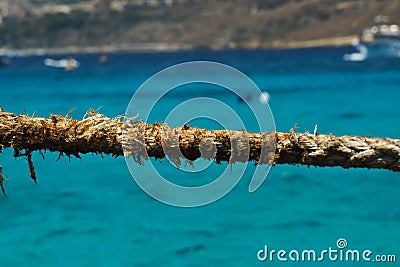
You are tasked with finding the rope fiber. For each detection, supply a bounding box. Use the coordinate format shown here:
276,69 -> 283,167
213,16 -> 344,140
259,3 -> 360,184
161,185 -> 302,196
0,110 -> 399,194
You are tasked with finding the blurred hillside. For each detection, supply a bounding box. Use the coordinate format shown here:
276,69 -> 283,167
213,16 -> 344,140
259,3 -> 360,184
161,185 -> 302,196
0,0 -> 399,51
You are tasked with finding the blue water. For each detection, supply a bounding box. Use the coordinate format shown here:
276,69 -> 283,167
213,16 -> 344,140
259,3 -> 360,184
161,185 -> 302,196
0,47 -> 399,266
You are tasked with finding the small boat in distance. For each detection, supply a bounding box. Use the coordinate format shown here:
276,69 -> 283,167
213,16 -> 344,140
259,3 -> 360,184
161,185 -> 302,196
98,54 -> 108,64
0,56 -> 10,67
44,57 -> 79,71
344,16 -> 400,61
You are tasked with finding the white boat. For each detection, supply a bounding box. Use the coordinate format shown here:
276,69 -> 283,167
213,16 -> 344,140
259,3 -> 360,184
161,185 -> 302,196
344,19 -> 400,61
44,57 -> 79,70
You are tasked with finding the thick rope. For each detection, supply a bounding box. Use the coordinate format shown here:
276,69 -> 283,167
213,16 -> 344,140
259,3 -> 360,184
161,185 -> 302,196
0,110 -> 399,190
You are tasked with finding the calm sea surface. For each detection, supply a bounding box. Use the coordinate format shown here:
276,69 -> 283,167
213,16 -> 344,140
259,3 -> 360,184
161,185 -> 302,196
0,47 -> 399,266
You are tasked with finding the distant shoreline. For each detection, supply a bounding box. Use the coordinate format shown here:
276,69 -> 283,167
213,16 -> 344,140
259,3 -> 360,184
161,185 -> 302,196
0,36 -> 357,57
0,43 -> 193,57
265,36 -> 357,49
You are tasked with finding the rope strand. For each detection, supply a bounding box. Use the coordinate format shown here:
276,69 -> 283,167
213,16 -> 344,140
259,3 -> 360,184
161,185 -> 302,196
0,111 -> 399,177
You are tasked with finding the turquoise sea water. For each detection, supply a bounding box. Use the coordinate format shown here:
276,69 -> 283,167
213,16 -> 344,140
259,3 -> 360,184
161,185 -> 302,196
0,47 -> 399,266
